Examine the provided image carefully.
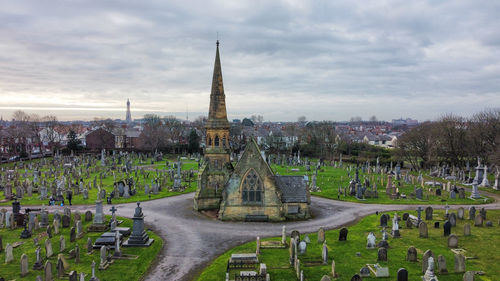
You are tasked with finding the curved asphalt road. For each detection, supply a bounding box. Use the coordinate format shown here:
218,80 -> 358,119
46,189 -> 500,281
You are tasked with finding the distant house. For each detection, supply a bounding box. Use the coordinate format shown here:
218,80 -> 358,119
85,128 -> 115,151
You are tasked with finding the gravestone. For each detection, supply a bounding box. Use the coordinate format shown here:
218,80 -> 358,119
419,222 -> 428,238
70,227 -> 76,242
331,259 -> 336,278
85,211 -> 93,222
76,220 -> 83,239
57,256 -> 64,278
62,214 -> 70,228
454,253 -> 466,273
443,221 -> 451,236
416,188 -> 423,199
474,215 -> 483,227
448,234 -> 458,248
21,253 -> 29,277
53,219 -> 60,234
463,271 -> 475,281
291,230 -> 300,241
360,266 -> 370,277
434,222 -> 440,228
322,242 -> 328,264
397,268 -> 408,281
318,227 -> 325,243
378,247 -> 387,261
458,188 -> 465,199
366,232 -> 376,248
123,202 -> 154,247
298,240 -> 306,255
339,227 -> 348,241
44,261 -> 53,281
402,213 -> 409,221
5,243 -> 13,263
45,239 -> 53,258
480,208 -> 486,220
87,238 -> 93,254
407,246 -> 417,262
438,255 -> 448,274
464,223 -> 471,236
69,271 -> 78,281
469,206 -> 476,220
405,218 -> 413,229
422,250 -> 435,274
59,235 -> 65,253
33,247 -> 43,270
425,207 -> 433,220
380,214 -> 388,227
423,256 -> 438,280
74,212 -> 81,222
449,213 -> 457,226
486,220 -> 493,227
349,273 -> 362,281
457,207 -> 464,220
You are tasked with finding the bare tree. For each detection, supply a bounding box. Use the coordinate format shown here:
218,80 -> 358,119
140,114 -> 166,152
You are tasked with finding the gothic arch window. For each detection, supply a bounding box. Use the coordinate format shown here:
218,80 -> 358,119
222,136 -> 227,147
241,169 -> 263,204
215,135 -> 220,147
208,135 -> 212,146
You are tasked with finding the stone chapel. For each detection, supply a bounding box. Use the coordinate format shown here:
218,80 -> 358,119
194,41 -> 310,221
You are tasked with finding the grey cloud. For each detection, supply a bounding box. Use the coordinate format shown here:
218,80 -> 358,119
0,0 -> 499,121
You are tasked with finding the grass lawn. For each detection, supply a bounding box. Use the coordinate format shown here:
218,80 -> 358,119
270,164 -> 494,205
0,155 -> 199,206
0,213 -> 162,281
197,209 -> 500,281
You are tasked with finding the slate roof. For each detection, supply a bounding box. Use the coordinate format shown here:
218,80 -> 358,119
275,176 -> 308,203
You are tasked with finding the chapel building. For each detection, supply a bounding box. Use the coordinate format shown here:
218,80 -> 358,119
194,41 -> 310,221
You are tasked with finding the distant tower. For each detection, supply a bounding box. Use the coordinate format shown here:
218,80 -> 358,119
126,98 -> 132,123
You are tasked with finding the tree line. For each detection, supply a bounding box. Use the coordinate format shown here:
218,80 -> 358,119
395,108 -> 500,170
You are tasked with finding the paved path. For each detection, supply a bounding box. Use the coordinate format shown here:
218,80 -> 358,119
45,189 -> 500,281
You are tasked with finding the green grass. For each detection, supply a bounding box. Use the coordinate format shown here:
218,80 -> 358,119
197,209 -> 500,281
0,213 -> 162,281
0,155 -> 199,206
271,163 -> 494,205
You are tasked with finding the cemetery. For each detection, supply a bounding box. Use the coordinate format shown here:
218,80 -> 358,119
0,152 -> 199,206
268,158 -> 495,205
196,208 -> 500,281
0,200 -> 161,280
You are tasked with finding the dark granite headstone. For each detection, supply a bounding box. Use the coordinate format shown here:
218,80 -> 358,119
351,274 -> 362,281
425,207 -> 433,220
339,227 -> 348,241
397,268 -> 408,281
380,214 -> 388,227
443,221 -> 451,236
84,211 -> 92,222
62,215 -> 70,228
378,247 -> 387,261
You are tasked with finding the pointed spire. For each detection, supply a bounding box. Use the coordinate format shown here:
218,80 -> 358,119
207,40 -> 229,128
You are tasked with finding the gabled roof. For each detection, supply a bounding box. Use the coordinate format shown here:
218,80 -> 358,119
275,176 -> 308,203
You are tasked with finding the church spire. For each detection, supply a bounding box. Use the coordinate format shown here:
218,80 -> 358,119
207,40 -> 229,128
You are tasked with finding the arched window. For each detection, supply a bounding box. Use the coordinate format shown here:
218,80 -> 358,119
215,135 -> 220,147
241,169 -> 263,204
208,135 -> 212,146
222,136 -> 226,147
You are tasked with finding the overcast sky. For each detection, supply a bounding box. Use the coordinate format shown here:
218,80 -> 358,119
0,0 -> 499,122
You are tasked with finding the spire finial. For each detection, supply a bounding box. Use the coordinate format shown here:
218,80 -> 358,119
216,40 -> 219,47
